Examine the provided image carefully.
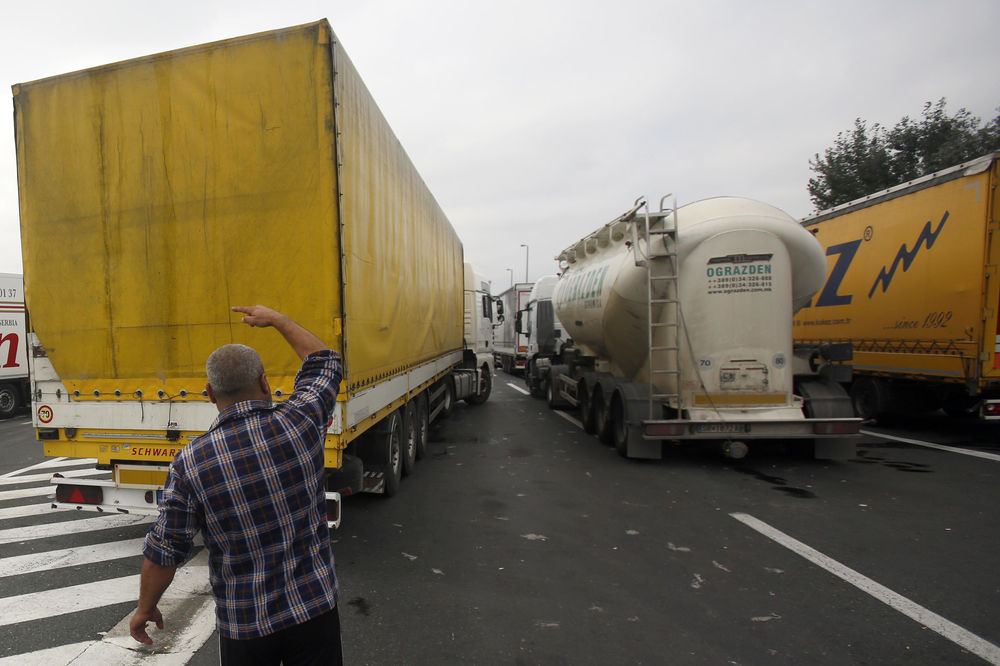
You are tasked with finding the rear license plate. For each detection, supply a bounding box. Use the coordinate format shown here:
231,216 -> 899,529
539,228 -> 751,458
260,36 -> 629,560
694,423 -> 745,434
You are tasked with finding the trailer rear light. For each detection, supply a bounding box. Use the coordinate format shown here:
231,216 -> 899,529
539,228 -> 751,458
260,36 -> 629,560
645,423 -> 686,437
982,403 -> 1000,417
813,421 -> 861,435
55,484 -> 103,505
38,428 -> 59,440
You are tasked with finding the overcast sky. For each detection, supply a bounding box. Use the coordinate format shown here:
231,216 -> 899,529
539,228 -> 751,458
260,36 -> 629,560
1,0 -> 998,292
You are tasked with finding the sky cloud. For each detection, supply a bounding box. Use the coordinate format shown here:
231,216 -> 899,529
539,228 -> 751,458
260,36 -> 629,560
1,0 -> 997,292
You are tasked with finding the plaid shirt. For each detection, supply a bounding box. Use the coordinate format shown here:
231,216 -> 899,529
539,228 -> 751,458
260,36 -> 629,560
144,349 -> 342,639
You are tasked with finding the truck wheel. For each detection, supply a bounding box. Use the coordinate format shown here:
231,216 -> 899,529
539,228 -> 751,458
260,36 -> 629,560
414,393 -> 429,460
578,382 -> 597,434
381,410 -> 403,497
466,365 -> 492,405
402,401 -> 418,476
0,384 -> 17,419
850,377 -> 887,420
440,379 -> 456,418
594,389 -> 614,446
611,394 -> 629,457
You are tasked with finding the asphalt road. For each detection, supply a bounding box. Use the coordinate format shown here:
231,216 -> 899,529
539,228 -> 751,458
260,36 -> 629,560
1,381 -> 999,665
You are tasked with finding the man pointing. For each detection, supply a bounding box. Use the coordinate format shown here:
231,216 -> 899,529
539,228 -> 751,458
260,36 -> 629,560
130,305 -> 344,665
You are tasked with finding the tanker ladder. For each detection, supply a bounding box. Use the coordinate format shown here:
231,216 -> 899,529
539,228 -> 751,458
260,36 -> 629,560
632,196 -> 682,420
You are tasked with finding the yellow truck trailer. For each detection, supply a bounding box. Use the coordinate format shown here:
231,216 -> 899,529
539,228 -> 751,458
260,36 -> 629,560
13,20 -> 495,523
793,152 -> 1000,420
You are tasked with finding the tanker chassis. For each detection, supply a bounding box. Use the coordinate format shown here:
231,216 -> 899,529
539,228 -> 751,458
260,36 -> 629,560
546,196 -> 861,460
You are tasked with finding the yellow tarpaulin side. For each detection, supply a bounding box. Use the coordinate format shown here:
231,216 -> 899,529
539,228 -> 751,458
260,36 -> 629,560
333,41 -> 464,390
794,162 -> 998,385
15,20 -> 464,399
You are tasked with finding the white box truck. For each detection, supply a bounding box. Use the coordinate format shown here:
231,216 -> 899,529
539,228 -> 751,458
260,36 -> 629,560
0,273 -> 29,418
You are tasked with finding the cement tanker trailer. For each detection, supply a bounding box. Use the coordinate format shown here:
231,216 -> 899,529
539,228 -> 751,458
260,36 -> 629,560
547,196 -> 861,460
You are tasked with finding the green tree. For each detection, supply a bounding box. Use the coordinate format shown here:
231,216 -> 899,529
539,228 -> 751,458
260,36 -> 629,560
808,99 -> 1000,211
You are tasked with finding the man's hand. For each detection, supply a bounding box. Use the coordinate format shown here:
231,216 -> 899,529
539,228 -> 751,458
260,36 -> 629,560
129,605 -> 164,645
231,305 -> 330,360
232,305 -> 289,328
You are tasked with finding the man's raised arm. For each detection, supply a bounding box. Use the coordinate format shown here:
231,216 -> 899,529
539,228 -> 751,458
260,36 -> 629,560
232,305 -> 329,360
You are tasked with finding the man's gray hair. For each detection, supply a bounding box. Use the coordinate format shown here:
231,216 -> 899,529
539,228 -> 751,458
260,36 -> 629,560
206,344 -> 265,396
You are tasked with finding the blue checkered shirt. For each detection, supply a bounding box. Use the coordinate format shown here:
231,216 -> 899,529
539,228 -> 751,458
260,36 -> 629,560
144,349 -> 342,639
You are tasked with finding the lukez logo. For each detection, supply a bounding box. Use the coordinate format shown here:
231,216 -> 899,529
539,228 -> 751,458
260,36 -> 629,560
812,210 -> 948,307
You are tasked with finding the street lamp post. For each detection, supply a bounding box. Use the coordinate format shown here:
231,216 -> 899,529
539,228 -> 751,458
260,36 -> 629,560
520,244 -> 529,283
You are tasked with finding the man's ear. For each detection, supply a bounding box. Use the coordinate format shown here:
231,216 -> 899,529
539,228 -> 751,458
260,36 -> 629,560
206,382 -> 218,405
258,373 -> 270,396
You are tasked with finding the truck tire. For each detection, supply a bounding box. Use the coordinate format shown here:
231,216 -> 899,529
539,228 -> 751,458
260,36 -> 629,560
850,377 -> 887,421
0,384 -> 17,419
402,401 -> 418,476
578,381 -> 597,434
439,378 -> 456,419
379,410 -> 403,497
414,393 -> 429,460
611,393 -> 629,457
593,388 -> 614,446
546,365 -> 569,409
466,364 -> 492,405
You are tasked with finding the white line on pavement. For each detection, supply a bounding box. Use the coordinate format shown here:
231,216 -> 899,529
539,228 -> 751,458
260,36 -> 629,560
861,429 -> 1000,462
731,512 -> 1000,665
0,556 -> 209,628
0,502 -> 52,521
0,641 -> 94,666
0,537 -> 146,578
0,486 -> 52,502
555,410 -> 582,429
0,467 -> 108,486
0,513 -> 153,545
507,382 -> 529,395
0,457 -> 97,479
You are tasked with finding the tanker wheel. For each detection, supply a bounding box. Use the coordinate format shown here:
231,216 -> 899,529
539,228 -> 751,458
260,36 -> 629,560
594,389 -> 614,446
850,377 -> 887,421
611,394 -> 629,457
402,401 -> 418,477
578,383 -> 598,434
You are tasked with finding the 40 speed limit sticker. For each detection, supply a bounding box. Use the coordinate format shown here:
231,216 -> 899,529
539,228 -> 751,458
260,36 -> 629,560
37,405 -> 53,423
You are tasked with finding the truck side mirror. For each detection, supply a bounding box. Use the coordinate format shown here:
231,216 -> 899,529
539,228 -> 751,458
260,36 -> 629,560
496,300 -> 504,317
514,310 -> 522,334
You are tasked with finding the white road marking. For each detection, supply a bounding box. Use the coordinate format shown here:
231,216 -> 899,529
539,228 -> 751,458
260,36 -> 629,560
507,382 -> 530,395
555,410 -> 582,428
0,513 -> 153,544
0,641 -> 93,665
77,590 -> 217,665
0,467 -> 107,486
0,457 -> 98,479
0,502 -> 52,521
0,537 -> 146,578
731,512 -> 1000,665
0,485 -> 52,501
861,429 -> 1000,462
0,555 -> 209,628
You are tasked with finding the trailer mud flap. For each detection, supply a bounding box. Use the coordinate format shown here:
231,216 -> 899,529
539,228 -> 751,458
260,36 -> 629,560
362,469 -> 385,494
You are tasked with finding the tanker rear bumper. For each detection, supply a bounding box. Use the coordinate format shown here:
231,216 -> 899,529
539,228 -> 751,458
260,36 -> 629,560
642,418 -> 861,440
